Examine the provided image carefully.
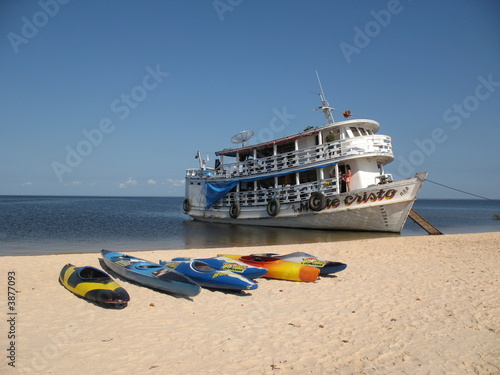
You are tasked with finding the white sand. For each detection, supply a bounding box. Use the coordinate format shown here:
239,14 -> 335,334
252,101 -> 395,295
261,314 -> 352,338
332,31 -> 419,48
1,232 -> 499,374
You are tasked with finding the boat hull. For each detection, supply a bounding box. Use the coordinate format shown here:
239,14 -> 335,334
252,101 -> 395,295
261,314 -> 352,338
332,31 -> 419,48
186,174 -> 425,233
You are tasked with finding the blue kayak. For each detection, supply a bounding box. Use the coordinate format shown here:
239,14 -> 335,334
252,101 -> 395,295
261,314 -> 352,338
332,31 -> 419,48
171,256 -> 268,280
101,250 -> 201,297
252,252 -> 347,275
159,259 -> 258,291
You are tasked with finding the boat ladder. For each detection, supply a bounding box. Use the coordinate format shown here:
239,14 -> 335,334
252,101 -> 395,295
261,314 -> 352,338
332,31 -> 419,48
408,209 -> 443,235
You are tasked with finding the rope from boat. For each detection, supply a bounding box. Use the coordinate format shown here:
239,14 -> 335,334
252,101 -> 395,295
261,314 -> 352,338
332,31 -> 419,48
426,179 -> 495,201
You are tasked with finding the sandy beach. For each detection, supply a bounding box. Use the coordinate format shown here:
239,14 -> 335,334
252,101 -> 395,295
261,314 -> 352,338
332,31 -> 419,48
2,232 -> 499,374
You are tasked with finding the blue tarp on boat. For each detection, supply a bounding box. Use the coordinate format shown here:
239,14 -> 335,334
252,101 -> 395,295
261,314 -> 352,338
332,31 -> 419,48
204,162 -> 337,208
204,181 -> 239,209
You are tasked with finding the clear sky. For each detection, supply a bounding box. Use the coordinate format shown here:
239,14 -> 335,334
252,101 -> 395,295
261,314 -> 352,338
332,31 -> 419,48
1,0 -> 499,198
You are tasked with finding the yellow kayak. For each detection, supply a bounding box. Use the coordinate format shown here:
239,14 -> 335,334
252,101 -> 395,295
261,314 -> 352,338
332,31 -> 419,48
59,264 -> 130,307
218,254 -> 319,282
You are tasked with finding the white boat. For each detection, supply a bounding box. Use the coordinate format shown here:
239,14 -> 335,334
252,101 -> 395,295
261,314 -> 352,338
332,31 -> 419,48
183,78 -> 427,233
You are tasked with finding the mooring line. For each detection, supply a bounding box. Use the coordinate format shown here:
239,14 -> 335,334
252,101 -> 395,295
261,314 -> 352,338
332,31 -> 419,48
426,179 -> 495,201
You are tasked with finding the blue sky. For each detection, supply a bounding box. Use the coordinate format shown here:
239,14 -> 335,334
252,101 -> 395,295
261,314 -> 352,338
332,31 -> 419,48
1,0 -> 499,198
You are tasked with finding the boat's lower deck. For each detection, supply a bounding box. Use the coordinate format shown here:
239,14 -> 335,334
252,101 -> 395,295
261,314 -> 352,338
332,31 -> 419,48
184,173 -> 427,233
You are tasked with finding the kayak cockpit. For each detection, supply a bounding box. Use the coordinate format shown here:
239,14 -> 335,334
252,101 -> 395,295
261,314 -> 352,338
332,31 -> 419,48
135,264 -> 163,269
192,261 -> 218,272
242,255 -> 281,263
78,266 -> 110,280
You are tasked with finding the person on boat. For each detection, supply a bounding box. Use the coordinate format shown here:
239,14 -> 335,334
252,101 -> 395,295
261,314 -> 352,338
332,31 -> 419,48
339,169 -> 346,193
325,130 -> 339,143
329,167 -> 336,179
345,165 -> 352,192
325,130 -> 340,158
325,130 -> 335,142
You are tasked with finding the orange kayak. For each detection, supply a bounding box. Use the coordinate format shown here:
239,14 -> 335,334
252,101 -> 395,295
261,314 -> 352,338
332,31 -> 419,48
218,254 -> 319,282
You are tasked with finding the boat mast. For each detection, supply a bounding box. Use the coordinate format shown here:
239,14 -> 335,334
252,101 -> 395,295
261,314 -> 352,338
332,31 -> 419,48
315,71 -> 335,124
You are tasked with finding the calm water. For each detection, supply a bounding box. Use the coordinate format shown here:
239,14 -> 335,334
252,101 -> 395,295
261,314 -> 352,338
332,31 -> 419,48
0,196 -> 499,256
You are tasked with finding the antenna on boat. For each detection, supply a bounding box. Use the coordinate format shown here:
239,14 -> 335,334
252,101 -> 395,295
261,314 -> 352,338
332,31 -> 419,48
314,71 -> 335,124
230,130 -> 254,147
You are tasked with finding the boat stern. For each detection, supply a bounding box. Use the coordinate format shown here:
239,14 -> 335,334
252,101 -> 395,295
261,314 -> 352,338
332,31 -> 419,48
184,175 -> 207,216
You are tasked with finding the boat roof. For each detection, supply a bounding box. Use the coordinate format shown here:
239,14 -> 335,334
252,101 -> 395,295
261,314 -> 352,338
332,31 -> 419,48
216,119 -> 380,156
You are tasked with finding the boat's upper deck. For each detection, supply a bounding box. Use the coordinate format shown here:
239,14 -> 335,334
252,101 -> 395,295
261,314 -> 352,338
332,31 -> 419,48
187,119 -> 393,180
216,119 -> 380,156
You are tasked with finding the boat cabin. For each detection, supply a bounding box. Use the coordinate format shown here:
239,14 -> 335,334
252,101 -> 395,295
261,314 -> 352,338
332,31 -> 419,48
185,118 -> 394,210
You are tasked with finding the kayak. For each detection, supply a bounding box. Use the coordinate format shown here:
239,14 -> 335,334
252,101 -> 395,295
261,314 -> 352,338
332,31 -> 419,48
59,264 -> 130,307
101,250 -> 201,297
159,259 -> 258,291
252,252 -> 347,275
171,256 -> 268,280
218,254 -> 320,282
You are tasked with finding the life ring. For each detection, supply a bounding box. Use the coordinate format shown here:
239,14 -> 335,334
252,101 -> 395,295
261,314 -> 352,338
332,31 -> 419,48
229,202 -> 240,219
309,192 -> 326,212
267,199 -> 280,217
183,198 -> 191,212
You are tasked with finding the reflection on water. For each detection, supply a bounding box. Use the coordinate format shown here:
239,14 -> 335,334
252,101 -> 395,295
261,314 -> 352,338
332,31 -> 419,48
182,220 -> 398,250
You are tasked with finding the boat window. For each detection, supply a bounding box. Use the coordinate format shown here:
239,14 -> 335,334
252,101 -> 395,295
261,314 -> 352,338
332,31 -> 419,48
366,129 -> 373,135
257,147 -> 273,158
350,127 -> 361,137
359,128 -> 367,136
257,177 -> 275,190
277,142 -> 295,154
239,181 -> 251,192
299,169 -> 317,183
278,174 -> 294,187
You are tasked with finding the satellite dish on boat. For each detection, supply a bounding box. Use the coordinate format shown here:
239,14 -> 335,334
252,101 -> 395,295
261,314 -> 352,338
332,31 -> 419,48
230,130 -> 254,147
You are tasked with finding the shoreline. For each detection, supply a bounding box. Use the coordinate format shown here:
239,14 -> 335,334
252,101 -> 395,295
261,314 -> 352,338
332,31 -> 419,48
2,232 -> 499,374
1,230 -> 499,257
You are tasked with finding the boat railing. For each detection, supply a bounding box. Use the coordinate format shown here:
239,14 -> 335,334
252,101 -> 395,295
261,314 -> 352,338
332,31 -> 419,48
186,135 -> 392,179
217,179 -> 339,207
